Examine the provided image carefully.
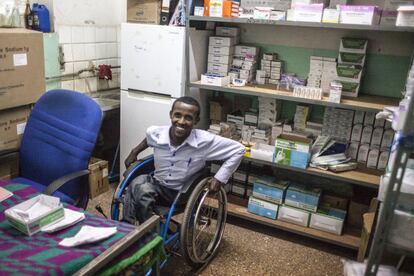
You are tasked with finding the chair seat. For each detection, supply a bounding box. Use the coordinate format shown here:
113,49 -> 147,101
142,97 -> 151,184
12,177 -> 75,205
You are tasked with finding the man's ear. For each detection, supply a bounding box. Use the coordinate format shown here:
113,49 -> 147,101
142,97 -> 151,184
195,115 -> 200,125
169,110 -> 173,119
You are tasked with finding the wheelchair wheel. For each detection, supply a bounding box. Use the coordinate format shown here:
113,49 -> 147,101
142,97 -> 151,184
180,178 -> 227,268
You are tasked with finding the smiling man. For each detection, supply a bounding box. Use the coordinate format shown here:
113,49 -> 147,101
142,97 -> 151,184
122,96 -> 245,224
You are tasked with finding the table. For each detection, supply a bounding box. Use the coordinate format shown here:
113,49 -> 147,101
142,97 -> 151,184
0,180 -> 164,275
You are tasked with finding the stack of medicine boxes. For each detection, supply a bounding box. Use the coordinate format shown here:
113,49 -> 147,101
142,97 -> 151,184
258,97 -> 281,131
348,111 -> 394,170
307,56 -> 337,94
256,53 -> 283,85
230,45 -> 260,83
322,107 -> 394,170
248,177 -> 347,235
336,38 -> 367,97
207,27 -> 240,76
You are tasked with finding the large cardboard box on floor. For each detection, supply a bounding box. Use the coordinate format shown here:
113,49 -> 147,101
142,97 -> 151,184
127,0 -> 161,24
88,157 -> 109,198
0,29 -> 45,110
0,106 -> 31,152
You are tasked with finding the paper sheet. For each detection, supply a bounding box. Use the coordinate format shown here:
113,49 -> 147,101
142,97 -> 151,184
59,225 -> 117,247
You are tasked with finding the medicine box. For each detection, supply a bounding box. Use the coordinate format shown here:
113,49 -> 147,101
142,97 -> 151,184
338,52 -> 366,66
201,74 -> 230,86
248,196 -> 279,220
336,80 -> 360,97
351,124 -> 363,142
278,205 -> 310,227
361,126 -> 373,144
208,46 -> 234,56
250,143 -> 275,162
367,148 -> 380,169
274,134 -> 312,169
208,54 -> 233,65
322,8 -> 340,23
377,151 -> 390,170
357,144 -> 370,163
231,181 -> 246,197
235,45 -> 259,56
292,3 -> 324,23
371,127 -> 384,146
209,36 -> 236,47
364,112 -> 376,126
309,205 -> 346,235
396,6 -> 414,27
336,64 -> 363,82
353,111 -> 365,125
321,194 -> 349,210
5,194 -> 65,236
216,26 -> 240,37
285,184 -> 321,212
253,177 -> 289,204
339,5 -> 381,25
208,63 -> 231,74
381,129 -> 395,149
347,142 -> 359,160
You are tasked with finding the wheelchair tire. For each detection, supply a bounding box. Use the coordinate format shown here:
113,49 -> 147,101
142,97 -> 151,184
180,178 -> 227,268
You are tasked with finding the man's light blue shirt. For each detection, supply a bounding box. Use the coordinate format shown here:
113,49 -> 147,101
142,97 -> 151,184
146,126 -> 246,190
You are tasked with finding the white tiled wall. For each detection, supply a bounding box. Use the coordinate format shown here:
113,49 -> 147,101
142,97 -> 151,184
57,24 -> 121,93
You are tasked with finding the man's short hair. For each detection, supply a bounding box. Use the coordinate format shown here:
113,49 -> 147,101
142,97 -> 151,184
171,96 -> 201,118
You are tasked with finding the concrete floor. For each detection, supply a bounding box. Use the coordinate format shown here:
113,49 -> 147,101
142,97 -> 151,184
87,182 -> 355,276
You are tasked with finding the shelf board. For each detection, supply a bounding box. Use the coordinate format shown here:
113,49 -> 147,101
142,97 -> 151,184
190,81 -> 399,112
189,16 -> 414,33
244,156 -> 381,188
208,198 -> 361,250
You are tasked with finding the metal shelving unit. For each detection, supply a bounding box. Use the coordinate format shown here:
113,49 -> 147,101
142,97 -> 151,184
189,81 -> 399,112
183,3 -> 408,253
365,62 -> 414,275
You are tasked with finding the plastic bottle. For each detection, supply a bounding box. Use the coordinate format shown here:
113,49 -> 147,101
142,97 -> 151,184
32,3 -> 50,32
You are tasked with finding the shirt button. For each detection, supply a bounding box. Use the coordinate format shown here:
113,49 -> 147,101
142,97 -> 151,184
166,180 -> 169,183
169,174 -> 171,176
171,163 -> 174,166
173,153 -> 176,156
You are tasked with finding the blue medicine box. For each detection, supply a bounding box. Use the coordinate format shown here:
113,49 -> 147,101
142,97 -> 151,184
274,134 -> 312,169
253,177 -> 289,204
285,184 -> 322,212
248,196 -> 279,220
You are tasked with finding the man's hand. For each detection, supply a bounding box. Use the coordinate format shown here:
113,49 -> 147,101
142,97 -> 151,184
208,178 -> 222,193
124,151 -> 138,169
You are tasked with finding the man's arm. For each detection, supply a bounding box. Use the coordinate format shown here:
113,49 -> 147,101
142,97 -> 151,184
124,138 -> 149,169
204,135 -> 245,191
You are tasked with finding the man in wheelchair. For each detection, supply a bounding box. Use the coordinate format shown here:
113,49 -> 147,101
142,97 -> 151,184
122,96 -> 245,225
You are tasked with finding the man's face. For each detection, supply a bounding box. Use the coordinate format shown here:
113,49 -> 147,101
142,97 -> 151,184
170,101 -> 199,141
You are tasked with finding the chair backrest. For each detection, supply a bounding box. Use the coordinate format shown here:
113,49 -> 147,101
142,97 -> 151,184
19,89 -> 102,200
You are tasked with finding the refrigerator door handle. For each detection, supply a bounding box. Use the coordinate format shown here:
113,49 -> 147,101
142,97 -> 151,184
126,90 -> 175,102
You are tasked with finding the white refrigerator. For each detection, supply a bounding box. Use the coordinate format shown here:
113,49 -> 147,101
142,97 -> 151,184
120,23 -> 211,173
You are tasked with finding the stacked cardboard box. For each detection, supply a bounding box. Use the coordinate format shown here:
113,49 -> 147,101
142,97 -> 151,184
322,107 -> 354,143
294,105 -> 310,131
0,29 -> 45,153
380,0 -> 414,26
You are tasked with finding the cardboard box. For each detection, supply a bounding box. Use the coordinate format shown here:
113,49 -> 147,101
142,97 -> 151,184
208,54 -> 233,65
215,26 -> 240,37
321,194 -> 349,210
201,74 -> 230,86
231,181 -> 246,197
253,177 -> 289,204
380,129 -> 395,149
351,124 -> 363,142
396,5 -> 414,26
367,148 -> 380,169
347,142 -> 359,160
127,0 -> 160,24
248,196 -> 279,220
348,200 -> 369,228
278,205 -> 310,226
364,112 -> 376,126
0,29 -> 45,110
208,46 -> 234,56
371,127 -> 384,146
353,110 -> 365,125
5,194 -> 64,236
0,152 -> 19,179
377,151 -> 389,170
209,36 -> 236,47
0,105 -> 31,152
339,5 -> 381,25
309,206 -> 346,235
274,134 -> 312,169
88,157 -> 109,198
361,126 -> 373,144
285,184 -> 321,212
357,144 -> 370,164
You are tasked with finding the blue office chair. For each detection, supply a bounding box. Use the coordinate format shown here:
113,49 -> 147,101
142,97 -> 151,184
12,89 -> 102,209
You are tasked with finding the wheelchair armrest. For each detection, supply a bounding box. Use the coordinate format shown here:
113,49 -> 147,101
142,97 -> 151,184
123,155 -> 154,178
43,170 -> 89,196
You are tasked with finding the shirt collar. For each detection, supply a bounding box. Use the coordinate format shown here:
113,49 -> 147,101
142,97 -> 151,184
157,126 -> 199,148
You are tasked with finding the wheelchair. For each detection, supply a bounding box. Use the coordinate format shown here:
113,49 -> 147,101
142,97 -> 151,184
111,155 -> 228,269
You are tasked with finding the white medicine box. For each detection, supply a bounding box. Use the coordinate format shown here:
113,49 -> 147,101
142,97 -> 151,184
278,205 -> 310,227
309,206 -> 346,235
